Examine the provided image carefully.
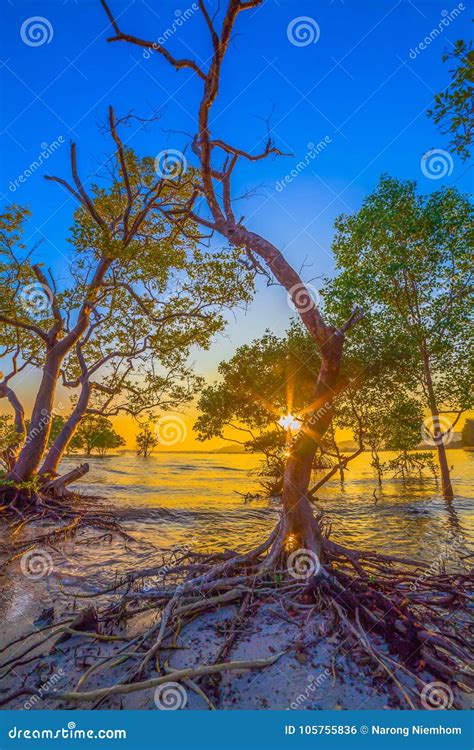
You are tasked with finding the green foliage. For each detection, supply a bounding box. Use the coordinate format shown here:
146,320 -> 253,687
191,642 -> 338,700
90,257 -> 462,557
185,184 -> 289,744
0,205 -> 53,360
72,415 -> 125,456
323,175 -> 473,425
46,414 -> 67,448
195,321 -> 319,443
0,415 -> 20,470
462,418 -> 474,446
428,40 -> 474,161
0,143 -> 254,480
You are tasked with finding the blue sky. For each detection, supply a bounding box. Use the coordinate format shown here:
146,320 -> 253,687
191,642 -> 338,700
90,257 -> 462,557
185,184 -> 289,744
1,0 -> 472,380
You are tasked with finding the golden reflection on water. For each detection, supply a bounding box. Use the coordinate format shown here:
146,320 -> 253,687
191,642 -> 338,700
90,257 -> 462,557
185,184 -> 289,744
0,450 -> 472,637
61,448 -> 473,561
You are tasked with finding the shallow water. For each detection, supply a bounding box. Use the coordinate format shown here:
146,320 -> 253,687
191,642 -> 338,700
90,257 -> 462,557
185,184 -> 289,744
0,450 -> 472,637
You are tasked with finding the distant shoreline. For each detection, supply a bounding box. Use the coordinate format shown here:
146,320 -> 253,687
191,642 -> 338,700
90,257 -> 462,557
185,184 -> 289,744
67,445 -> 472,457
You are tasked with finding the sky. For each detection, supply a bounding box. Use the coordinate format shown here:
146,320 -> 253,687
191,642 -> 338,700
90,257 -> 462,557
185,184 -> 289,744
0,0 -> 472,450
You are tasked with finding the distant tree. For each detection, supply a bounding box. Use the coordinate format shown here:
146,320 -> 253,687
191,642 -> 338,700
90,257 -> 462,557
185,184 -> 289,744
462,418 -> 474,446
428,40 -> 474,161
136,419 -> 160,457
46,414 -> 67,448
94,427 -> 126,456
323,175 -> 473,498
73,416 -> 124,456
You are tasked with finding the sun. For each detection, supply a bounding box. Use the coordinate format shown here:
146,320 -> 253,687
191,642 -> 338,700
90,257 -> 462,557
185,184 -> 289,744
278,414 -> 302,432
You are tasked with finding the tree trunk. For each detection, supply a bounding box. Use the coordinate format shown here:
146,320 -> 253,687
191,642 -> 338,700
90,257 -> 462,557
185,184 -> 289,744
330,426 -> 345,482
7,257 -> 111,485
431,411 -> 454,499
279,340 -> 344,557
40,381 -> 92,476
7,351 -> 61,483
421,345 -> 454,499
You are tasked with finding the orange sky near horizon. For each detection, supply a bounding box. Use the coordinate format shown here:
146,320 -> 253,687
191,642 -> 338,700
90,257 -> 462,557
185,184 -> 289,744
1,369 -> 472,453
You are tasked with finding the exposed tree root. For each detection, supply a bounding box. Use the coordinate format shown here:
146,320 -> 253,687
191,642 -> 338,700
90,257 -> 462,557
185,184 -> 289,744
0,487 -> 135,572
0,518 -> 471,710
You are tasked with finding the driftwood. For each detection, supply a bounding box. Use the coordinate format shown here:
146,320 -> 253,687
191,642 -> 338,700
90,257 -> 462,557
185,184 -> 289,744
42,463 -> 89,497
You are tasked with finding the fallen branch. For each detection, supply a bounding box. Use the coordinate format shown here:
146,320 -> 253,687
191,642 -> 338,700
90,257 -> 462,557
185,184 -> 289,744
48,652 -> 286,703
42,463 -> 90,497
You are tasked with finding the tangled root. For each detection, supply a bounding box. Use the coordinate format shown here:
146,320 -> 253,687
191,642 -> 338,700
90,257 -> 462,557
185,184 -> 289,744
0,489 -> 134,571
0,518 -> 472,710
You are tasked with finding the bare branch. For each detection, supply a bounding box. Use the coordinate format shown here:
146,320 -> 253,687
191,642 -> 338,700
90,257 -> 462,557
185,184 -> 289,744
99,0 -> 206,80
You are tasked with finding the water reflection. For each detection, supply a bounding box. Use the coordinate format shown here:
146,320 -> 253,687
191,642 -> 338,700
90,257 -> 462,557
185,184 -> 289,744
0,450 -> 472,632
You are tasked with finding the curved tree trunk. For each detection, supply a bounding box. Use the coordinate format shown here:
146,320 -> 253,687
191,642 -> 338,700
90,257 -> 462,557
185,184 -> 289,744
98,0 -> 361,563
40,381 -> 92,476
7,350 -> 61,483
279,339 -> 344,557
7,258 -> 111,485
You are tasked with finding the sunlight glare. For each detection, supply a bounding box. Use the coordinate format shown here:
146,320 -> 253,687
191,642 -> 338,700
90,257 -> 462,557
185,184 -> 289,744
278,414 -> 302,432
